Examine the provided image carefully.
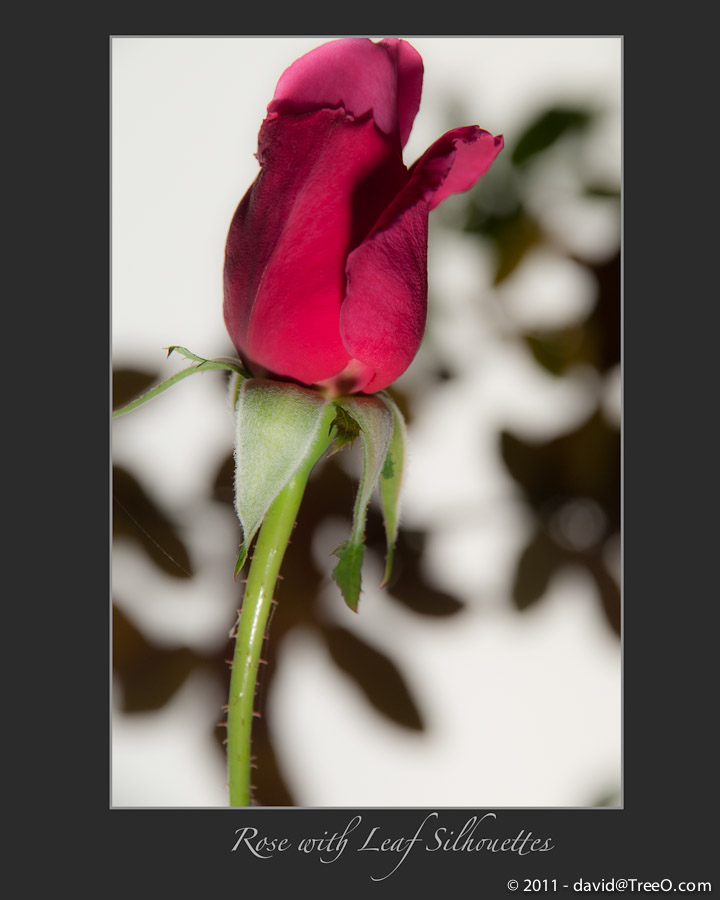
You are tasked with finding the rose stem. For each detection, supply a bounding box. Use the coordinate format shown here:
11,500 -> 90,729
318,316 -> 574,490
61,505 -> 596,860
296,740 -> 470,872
226,407 -> 336,806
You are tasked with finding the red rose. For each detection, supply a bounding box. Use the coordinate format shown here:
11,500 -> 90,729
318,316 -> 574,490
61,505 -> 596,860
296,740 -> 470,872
223,38 -> 503,395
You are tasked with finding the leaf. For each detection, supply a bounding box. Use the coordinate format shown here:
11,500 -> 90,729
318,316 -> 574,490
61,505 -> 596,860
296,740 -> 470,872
233,379 -> 334,570
112,346 -> 249,418
331,396 -> 394,611
377,392 -> 407,587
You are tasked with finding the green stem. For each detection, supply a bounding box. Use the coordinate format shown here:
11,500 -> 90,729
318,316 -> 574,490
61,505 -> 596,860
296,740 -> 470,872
226,407 -> 335,806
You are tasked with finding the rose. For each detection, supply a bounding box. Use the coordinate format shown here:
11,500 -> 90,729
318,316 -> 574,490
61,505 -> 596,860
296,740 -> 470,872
223,38 -> 503,395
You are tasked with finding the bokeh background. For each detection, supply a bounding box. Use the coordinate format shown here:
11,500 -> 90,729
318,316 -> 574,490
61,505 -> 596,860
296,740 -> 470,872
111,36 -> 621,807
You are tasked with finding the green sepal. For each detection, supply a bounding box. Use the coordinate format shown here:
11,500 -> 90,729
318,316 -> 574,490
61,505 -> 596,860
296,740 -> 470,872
327,404 -> 362,456
233,543 -> 248,581
332,395 -> 394,612
166,346 -> 249,372
332,541 -> 366,611
377,392 -> 407,587
233,379 -> 335,572
112,345 -> 250,418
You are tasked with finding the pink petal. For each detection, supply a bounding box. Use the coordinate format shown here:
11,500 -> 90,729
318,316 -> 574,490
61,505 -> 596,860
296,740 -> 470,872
339,126 -> 503,392
378,38 -> 424,148
223,108 -> 408,386
268,38 -> 423,147
340,167 -> 433,393
411,126 -> 504,210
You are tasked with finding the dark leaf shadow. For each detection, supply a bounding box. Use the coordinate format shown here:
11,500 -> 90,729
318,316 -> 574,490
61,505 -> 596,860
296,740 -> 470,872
113,366 -> 160,412
501,410 -> 620,636
512,527 -> 566,612
365,510 -> 466,617
113,603 -> 202,712
321,624 -> 424,731
113,464 -> 194,579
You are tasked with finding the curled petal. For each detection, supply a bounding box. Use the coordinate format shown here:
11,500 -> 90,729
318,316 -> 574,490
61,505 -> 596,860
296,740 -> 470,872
340,127 -> 503,392
269,37 -> 423,147
411,126 -> 505,210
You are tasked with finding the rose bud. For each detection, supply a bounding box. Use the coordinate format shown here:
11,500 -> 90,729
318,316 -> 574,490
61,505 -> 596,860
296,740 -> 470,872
223,38 -> 503,395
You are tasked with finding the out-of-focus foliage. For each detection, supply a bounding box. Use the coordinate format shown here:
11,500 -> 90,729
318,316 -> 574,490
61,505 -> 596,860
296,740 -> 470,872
510,107 -> 594,168
463,103 -> 620,636
501,410 -> 620,634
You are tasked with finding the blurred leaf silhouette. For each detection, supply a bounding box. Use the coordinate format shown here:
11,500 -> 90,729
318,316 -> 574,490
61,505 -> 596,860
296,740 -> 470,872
501,410 -> 620,635
322,624 -> 424,731
113,604 -> 202,712
113,464 -> 194,578
501,410 -> 620,524
463,101 -> 620,637
113,366 -> 160,412
465,189 -> 543,284
510,106 -> 593,167
524,251 -> 620,378
365,515 -> 466,617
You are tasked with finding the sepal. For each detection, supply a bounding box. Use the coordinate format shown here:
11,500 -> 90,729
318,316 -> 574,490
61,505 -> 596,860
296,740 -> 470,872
112,346 -> 250,418
233,378 -> 335,575
332,395 -> 394,611
377,392 -> 407,587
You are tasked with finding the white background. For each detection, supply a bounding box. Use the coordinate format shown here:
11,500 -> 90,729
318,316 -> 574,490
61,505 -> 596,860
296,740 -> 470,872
112,36 -> 622,807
